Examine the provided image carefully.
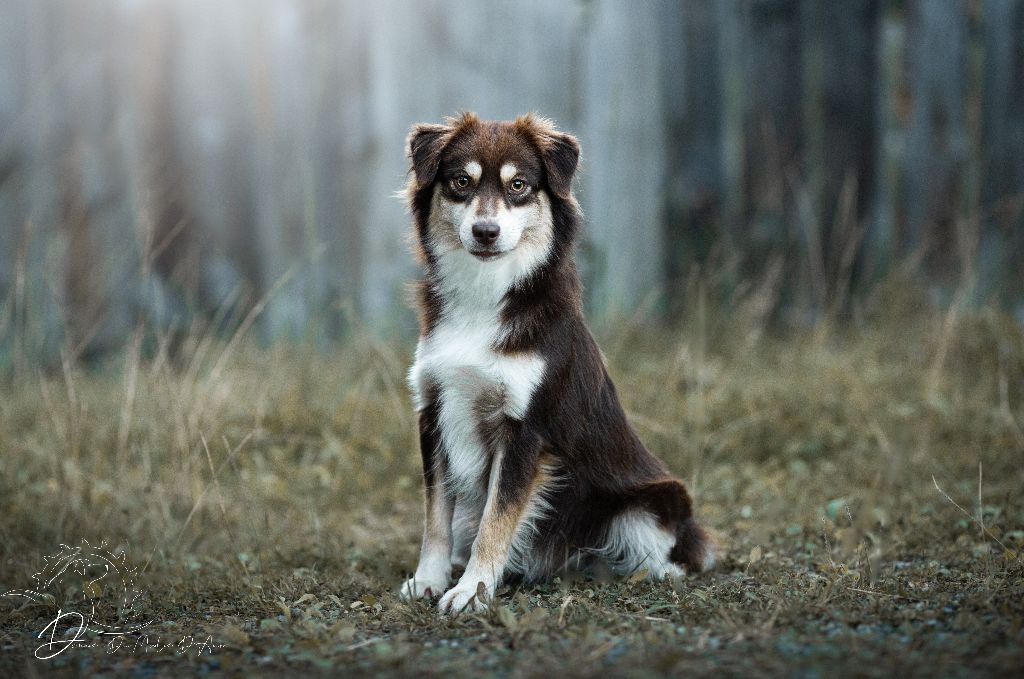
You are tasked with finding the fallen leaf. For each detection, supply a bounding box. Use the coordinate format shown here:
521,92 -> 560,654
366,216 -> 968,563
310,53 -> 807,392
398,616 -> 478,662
220,624 -> 250,647
496,605 -> 517,631
628,569 -> 650,583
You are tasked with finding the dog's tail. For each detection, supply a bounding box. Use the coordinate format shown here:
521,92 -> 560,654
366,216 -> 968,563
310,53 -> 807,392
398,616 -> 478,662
633,478 -> 716,574
671,516 -> 716,574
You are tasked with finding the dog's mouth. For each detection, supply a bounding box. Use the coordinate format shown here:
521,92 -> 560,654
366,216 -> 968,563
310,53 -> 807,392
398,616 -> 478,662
469,249 -> 507,261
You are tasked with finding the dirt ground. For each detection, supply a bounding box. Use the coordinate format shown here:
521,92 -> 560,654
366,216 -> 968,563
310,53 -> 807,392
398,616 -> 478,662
1,304 -> 1022,677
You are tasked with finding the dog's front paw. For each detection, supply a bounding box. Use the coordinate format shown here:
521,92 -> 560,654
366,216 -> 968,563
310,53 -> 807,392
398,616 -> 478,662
398,574 -> 448,602
437,580 -> 491,616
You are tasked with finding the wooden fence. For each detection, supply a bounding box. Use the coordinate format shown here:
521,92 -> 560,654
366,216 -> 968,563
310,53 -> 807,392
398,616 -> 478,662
0,0 -> 1022,363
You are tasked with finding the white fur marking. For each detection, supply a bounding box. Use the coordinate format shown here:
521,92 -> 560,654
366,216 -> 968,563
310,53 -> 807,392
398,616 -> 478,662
500,163 -> 518,183
465,161 -> 482,182
593,511 -> 683,580
410,317 -> 546,497
700,542 -> 717,572
400,545 -> 451,601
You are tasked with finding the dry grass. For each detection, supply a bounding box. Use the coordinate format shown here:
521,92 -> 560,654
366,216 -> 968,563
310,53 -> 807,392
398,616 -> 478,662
1,295 -> 1023,677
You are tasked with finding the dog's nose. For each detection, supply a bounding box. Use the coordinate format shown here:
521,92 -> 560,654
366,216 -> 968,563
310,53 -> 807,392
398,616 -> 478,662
472,220 -> 500,246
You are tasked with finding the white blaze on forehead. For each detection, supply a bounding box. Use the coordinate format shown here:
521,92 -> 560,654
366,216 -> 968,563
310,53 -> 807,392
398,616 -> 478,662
500,163 -> 518,183
464,161 -> 482,182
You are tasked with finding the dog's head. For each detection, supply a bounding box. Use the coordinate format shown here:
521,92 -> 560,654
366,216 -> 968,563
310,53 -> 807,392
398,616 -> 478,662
406,113 -> 580,265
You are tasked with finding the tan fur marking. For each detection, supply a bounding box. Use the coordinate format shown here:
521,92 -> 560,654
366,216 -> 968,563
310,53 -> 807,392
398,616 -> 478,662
517,190 -> 554,248
427,187 -> 467,251
422,458 -> 454,552
473,462 -> 555,567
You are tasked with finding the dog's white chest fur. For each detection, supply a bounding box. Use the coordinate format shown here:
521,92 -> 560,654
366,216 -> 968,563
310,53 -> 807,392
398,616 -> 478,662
408,252 -> 546,496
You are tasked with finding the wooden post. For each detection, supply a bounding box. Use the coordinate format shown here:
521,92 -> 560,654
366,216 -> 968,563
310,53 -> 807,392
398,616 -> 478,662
902,0 -> 971,289
662,0 -> 725,320
579,0 -> 668,319
979,0 -> 1024,309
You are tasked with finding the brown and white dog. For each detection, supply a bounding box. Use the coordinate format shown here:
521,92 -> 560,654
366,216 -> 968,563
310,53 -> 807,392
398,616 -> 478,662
400,113 -> 713,615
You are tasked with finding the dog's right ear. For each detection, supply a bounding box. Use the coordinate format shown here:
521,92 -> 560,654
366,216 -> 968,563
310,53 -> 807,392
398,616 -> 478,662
407,123 -> 452,189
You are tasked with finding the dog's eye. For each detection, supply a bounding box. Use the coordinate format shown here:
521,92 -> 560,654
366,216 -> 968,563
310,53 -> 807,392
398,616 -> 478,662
453,175 -> 471,189
509,178 -> 527,194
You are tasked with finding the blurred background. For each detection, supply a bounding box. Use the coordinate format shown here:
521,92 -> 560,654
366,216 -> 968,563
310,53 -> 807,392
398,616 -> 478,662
1,0 -> 1022,369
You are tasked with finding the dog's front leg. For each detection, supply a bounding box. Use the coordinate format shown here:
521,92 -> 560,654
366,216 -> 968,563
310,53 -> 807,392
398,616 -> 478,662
438,423 -> 545,615
399,400 -> 454,601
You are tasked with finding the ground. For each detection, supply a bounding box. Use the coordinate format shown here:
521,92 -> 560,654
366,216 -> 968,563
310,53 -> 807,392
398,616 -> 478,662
1,300 -> 1022,677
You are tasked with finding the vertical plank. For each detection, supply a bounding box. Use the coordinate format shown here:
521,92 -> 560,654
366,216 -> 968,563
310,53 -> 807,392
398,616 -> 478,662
18,0 -> 65,367
662,0 -> 724,319
866,0 -> 907,279
132,0 -> 209,350
172,0 -> 258,328
717,0 -> 747,240
979,0 -> 1024,309
360,0 -> 443,332
802,0 -> 879,309
248,0 -> 316,340
310,0 -> 370,341
0,0 -> 29,307
730,0 -> 805,313
579,0 -> 668,318
742,0 -> 803,231
60,1 -> 140,359
902,0 -> 970,285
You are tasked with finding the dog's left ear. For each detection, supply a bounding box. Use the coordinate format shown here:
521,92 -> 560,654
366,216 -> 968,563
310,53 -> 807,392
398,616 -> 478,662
538,131 -> 580,200
407,123 -> 452,189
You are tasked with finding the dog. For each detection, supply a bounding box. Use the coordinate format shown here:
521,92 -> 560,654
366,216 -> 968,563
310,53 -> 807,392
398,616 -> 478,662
399,112 -> 714,615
